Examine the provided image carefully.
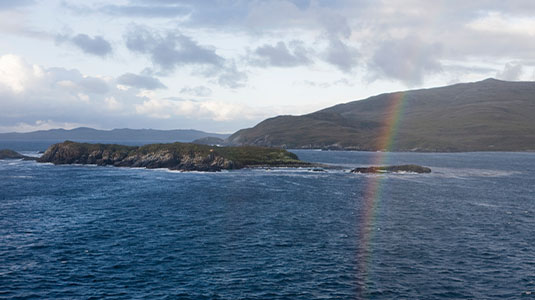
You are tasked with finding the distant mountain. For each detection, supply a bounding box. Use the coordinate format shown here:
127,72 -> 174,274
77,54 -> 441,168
0,127 -> 229,143
228,79 -> 535,151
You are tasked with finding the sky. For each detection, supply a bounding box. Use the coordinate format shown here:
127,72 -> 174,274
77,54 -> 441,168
1,0 -> 535,133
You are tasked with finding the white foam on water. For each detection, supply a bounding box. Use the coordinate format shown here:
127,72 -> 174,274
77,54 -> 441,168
431,167 -> 521,178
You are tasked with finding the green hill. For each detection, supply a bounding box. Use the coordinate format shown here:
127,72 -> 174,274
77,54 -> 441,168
228,78 -> 535,151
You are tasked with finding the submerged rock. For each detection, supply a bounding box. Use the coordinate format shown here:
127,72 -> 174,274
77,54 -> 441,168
351,164 -> 431,174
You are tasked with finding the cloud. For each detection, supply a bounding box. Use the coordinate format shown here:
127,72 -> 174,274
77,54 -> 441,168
0,54 -> 136,130
299,78 -> 352,88
0,0 -> 35,10
125,25 -> 246,88
135,97 -> 260,121
125,26 -> 223,71
117,73 -> 167,90
180,86 -> 212,97
100,3 -> 190,18
369,35 -> 443,85
0,54 -> 259,132
0,54 -> 42,93
251,41 -> 312,68
57,33 -> 112,57
317,11 -> 358,72
496,63 -> 524,81
78,76 -> 109,94
467,11 -> 535,36
216,60 -> 247,88
324,38 -> 358,73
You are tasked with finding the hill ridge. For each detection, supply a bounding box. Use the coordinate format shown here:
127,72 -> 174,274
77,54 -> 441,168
0,127 -> 229,143
228,78 -> 535,152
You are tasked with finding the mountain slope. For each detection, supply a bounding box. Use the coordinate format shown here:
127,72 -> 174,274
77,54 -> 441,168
228,79 -> 535,151
0,127 -> 229,143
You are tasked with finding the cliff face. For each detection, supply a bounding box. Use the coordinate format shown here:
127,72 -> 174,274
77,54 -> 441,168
37,141 -> 306,171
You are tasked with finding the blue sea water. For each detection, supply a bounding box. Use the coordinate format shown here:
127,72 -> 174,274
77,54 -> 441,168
1,143 -> 534,299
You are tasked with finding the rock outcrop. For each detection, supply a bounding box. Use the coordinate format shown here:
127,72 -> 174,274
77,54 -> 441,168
351,164 -> 431,174
37,141 -> 309,172
0,149 -> 36,160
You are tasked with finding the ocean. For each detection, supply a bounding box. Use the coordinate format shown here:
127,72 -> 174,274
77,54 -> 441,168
1,142 -> 534,299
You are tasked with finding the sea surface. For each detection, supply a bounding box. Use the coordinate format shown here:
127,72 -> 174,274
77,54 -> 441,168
1,142 -> 534,299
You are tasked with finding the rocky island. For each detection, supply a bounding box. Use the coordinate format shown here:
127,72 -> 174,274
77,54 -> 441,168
351,164 -> 431,174
37,141 -> 310,171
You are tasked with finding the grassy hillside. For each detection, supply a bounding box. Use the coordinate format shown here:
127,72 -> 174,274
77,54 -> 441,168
228,79 -> 535,151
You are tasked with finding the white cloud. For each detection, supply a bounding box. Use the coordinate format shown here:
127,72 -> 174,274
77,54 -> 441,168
104,96 -> 121,110
0,54 -> 43,93
467,12 -> 535,36
135,97 -> 259,121
78,92 -> 90,102
0,54 -> 270,132
496,63 -> 524,81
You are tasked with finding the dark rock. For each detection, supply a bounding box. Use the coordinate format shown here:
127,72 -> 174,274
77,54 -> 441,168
351,164 -> 431,174
0,149 -> 36,160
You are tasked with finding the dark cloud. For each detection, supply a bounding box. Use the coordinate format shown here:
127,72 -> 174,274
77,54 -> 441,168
125,25 -> 246,88
71,34 -> 112,56
57,33 -> 112,57
117,73 -> 167,90
369,35 -> 443,85
324,38 -> 358,73
125,26 -> 223,71
252,41 -> 312,68
180,86 -> 212,97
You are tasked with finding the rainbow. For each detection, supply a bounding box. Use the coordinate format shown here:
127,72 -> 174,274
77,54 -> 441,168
357,92 -> 407,298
